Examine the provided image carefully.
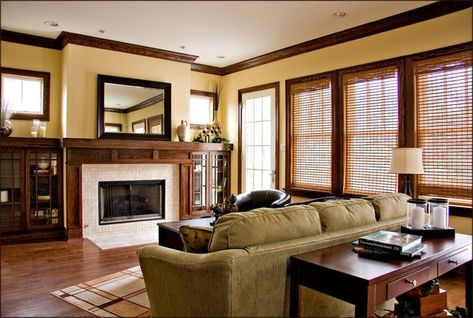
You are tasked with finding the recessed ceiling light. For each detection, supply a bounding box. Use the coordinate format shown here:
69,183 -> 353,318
98,29 -> 106,34
44,21 -> 59,27
216,55 -> 225,59
332,11 -> 347,18
179,45 -> 186,50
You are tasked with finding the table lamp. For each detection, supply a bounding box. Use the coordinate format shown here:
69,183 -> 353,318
390,147 -> 424,198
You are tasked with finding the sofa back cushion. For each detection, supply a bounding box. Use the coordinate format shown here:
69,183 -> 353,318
209,205 -> 322,252
365,193 -> 409,221
309,199 -> 376,232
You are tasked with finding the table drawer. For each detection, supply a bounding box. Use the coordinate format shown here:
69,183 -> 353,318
387,266 -> 431,299
438,249 -> 470,276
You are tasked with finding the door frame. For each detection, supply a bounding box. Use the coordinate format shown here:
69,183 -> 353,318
238,82 -> 280,193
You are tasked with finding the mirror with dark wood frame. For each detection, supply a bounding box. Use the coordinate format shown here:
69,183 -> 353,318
97,74 -> 171,140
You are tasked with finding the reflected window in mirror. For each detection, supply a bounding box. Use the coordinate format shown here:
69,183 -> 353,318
97,74 -> 171,140
1,67 -> 50,121
189,90 -> 215,129
105,123 -> 122,132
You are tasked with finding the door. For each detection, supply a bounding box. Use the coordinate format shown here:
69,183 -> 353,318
239,83 -> 279,192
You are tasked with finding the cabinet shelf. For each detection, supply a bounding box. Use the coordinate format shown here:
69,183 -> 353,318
1,144 -> 64,243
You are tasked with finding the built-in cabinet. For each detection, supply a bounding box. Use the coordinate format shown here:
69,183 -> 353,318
0,138 -> 64,243
191,151 -> 230,217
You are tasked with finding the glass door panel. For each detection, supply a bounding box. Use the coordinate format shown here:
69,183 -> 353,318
210,153 -> 228,205
29,151 -> 58,226
192,153 -> 208,211
0,151 -> 23,230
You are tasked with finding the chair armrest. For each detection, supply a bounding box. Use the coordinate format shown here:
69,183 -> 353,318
138,245 -> 247,317
270,192 -> 291,208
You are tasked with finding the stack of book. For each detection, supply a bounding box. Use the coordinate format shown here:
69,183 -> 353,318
353,230 -> 426,259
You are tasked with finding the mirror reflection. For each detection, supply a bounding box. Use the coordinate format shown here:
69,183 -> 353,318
97,75 -> 171,140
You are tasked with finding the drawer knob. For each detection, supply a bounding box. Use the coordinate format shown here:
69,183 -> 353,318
448,259 -> 459,265
405,279 -> 417,286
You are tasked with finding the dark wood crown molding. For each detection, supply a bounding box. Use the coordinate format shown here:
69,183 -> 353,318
217,1 -> 472,75
57,32 -> 198,64
0,29 -> 60,50
191,63 -> 223,75
1,1 -> 470,74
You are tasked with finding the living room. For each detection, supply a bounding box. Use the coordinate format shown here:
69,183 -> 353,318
1,1 -> 472,317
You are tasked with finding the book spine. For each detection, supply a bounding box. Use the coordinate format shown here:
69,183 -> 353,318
358,238 -> 402,252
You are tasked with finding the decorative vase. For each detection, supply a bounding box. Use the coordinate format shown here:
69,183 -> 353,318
0,120 -> 13,137
177,120 -> 190,142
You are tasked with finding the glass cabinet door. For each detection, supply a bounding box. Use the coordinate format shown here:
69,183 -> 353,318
192,153 -> 208,211
210,153 -> 228,206
0,151 -> 23,230
29,151 -> 59,226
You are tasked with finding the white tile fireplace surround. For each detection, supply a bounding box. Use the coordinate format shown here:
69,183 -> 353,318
81,164 -> 179,249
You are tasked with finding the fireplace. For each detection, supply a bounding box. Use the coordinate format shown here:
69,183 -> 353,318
98,180 -> 165,225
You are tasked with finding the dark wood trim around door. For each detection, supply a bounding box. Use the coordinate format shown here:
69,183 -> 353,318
238,82 -> 280,193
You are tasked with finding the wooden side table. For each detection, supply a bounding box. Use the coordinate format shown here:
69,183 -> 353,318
158,217 -> 214,250
290,233 -> 472,317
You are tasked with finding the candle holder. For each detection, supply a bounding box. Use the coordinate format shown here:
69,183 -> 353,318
428,198 -> 449,229
407,199 -> 427,229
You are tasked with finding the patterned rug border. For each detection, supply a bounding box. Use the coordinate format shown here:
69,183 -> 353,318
51,266 -> 150,318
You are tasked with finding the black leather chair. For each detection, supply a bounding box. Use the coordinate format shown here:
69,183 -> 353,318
285,195 -> 351,206
235,189 -> 291,212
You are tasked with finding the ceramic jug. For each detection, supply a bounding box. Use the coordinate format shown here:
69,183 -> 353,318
177,120 -> 190,142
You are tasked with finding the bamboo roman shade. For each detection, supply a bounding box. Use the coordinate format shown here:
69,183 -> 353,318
415,51 -> 472,205
343,65 -> 399,196
289,77 -> 332,192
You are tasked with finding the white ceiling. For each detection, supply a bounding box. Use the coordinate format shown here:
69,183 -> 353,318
1,1 -> 433,67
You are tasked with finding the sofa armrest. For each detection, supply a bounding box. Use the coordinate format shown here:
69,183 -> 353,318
138,245 -> 247,317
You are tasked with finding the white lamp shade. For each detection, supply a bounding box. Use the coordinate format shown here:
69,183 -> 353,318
390,148 -> 424,174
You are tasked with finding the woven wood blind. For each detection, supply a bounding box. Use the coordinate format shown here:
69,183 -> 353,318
415,51 -> 472,205
344,66 -> 399,196
290,78 -> 332,191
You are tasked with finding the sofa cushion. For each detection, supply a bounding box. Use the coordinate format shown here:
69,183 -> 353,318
365,192 -> 409,221
179,225 -> 213,253
309,199 -> 376,232
209,205 -> 322,252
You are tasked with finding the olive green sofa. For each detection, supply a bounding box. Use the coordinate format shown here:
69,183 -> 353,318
138,193 -> 408,317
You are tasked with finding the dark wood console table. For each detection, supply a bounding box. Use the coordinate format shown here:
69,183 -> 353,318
158,217 -> 214,250
290,233 -> 472,317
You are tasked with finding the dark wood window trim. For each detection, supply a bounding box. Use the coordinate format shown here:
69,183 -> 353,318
285,42 -> 472,217
238,82 -> 280,193
104,123 -> 123,132
285,72 -> 337,195
1,67 -> 50,121
189,90 -> 217,130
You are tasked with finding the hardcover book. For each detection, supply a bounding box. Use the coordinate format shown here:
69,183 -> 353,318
358,230 -> 422,253
352,240 -> 426,259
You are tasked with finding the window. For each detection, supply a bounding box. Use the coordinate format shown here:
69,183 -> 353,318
415,50 -> 472,206
189,90 -> 215,129
343,65 -> 400,196
1,67 -> 50,120
288,76 -> 333,192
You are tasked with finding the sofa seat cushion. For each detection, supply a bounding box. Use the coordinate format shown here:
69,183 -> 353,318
209,205 -> 322,252
179,225 -> 213,253
365,192 -> 409,221
309,199 -> 376,232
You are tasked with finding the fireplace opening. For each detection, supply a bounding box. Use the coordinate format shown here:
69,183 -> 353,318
98,180 -> 165,225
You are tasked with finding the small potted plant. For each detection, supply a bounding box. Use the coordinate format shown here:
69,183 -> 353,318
0,101 -> 14,137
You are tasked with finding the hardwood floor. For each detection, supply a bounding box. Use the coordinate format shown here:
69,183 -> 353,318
1,239 -> 152,317
0,239 -> 466,317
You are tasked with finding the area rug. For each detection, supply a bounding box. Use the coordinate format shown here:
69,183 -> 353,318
51,266 -> 150,317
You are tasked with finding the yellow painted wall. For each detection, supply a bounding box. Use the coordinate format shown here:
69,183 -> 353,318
62,44 -> 191,140
1,41 -> 63,137
219,9 -> 472,231
104,111 -> 126,130
221,9 -> 472,195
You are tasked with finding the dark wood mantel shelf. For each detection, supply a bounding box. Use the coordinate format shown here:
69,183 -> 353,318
63,138 -> 232,239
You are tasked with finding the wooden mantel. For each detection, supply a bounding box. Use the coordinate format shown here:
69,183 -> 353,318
63,138 -> 232,239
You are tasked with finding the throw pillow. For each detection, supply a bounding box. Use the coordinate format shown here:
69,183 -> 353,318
179,225 -> 213,253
